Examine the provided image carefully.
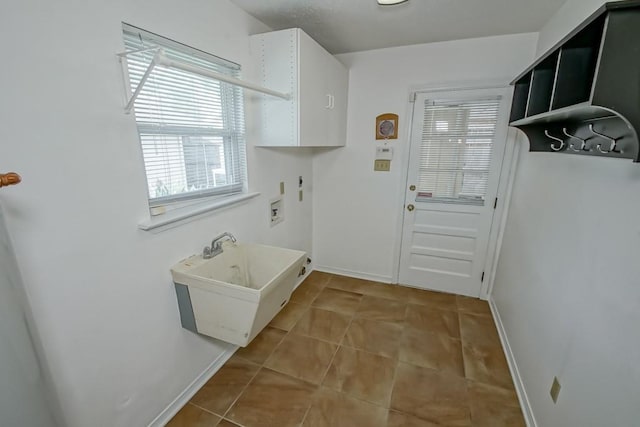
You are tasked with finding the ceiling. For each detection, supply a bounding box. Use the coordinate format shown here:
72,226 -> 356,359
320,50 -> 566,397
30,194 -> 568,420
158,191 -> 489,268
230,0 -> 568,54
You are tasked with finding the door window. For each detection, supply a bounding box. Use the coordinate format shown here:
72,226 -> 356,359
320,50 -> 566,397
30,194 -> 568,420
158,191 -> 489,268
417,97 -> 501,206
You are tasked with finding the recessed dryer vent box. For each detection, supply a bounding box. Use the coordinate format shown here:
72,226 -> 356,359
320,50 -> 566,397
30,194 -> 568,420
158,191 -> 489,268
270,197 -> 284,226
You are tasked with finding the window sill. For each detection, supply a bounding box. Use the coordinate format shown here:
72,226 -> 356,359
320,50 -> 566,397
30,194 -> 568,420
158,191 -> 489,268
138,192 -> 260,232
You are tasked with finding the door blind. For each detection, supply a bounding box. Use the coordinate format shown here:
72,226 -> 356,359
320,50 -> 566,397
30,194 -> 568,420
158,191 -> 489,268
122,24 -> 246,207
417,97 -> 501,206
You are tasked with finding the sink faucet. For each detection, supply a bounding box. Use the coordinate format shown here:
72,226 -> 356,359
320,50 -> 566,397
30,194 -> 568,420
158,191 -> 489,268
203,232 -> 237,259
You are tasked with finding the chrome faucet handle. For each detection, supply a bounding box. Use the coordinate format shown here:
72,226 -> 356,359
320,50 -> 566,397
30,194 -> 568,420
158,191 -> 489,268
203,246 -> 212,259
206,232 -> 237,259
211,232 -> 236,247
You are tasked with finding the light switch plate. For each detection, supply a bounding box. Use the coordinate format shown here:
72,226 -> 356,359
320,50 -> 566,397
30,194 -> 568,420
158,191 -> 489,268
376,146 -> 393,160
374,160 -> 391,171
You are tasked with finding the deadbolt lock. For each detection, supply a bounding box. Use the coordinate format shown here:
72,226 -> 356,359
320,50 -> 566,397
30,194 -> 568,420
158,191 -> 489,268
409,185 -> 416,191
407,204 -> 415,212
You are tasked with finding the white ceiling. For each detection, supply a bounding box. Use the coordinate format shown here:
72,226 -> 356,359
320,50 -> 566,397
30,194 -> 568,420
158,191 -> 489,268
230,0 -> 568,54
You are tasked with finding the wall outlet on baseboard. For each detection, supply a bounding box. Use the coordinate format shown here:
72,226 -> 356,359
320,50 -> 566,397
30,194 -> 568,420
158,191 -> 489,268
550,377 -> 561,403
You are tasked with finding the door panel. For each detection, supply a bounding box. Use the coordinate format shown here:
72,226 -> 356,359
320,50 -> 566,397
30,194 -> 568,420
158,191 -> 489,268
399,88 -> 511,297
412,233 -> 476,255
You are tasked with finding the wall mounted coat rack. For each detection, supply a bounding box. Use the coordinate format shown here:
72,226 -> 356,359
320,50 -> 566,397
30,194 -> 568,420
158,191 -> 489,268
509,0 -> 640,162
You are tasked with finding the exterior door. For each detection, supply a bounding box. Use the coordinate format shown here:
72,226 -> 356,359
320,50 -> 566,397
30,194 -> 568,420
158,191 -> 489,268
0,174 -> 58,427
398,88 -> 511,297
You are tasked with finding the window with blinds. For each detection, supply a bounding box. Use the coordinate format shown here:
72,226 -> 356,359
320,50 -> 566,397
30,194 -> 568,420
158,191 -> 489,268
122,24 -> 246,207
417,97 -> 501,206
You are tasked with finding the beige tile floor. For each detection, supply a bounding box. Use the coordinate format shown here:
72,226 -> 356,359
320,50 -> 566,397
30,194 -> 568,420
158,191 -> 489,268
167,272 -> 525,427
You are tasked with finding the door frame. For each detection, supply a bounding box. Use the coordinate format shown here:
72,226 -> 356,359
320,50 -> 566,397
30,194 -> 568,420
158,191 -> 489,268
391,79 -> 519,299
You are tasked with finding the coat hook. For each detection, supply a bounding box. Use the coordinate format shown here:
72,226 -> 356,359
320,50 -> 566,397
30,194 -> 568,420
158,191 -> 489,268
562,128 -> 589,152
588,123 -> 621,154
544,130 -> 565,152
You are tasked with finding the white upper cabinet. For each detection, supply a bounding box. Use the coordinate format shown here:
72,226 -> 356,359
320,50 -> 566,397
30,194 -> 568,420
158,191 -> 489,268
250,28 -> 349,147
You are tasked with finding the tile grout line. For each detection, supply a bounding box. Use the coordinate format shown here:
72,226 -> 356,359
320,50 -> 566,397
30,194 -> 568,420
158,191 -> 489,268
260,306 -> 299,374
458,309 -> 470,380
298,402 -> 314,427
186,402 -> 224,418
299,287 -> 366,426
392,304 -> 476,426
386,301 -> 410,415
402,303 -> 466,371
325,284 -> 408,304
189,327 -> 287,423
297,273 -> 340,426
261,282 -> 351,384
456,306 -> 475,425
458,307 -> 523,398
218,361 -> 264,423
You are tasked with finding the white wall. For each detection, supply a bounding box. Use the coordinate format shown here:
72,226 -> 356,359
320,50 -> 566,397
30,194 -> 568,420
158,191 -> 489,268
492,1 -> 640,426
312,34 -> 538,282
536,0 -> 625,54
0,1 -> 313,426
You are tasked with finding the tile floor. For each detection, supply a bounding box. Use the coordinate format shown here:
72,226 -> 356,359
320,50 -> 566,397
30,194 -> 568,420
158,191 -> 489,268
167,272 -> 525,427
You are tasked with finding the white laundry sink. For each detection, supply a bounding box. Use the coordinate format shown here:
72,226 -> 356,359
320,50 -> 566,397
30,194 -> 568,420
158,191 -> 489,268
171,242 -> 306,346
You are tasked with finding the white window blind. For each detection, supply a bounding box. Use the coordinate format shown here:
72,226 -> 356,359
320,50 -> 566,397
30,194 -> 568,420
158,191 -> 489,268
417,97 -> 501,206
122,24 -> 246,207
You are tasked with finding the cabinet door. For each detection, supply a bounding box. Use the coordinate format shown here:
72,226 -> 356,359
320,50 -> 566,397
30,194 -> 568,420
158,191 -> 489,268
326,56 -> 348,147
253,29 -> 300,147
298,30 -> 329,147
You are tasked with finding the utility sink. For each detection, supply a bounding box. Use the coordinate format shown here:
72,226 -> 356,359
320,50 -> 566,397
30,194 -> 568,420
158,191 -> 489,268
171,242 -> 306,346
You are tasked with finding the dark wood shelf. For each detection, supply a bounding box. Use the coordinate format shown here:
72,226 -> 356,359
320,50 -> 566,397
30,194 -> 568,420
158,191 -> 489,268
510,103 -> 614,127
526,53 -> 558,117
510,0 -> 640,85
509,72 -> 531,122
509,0 -> 640,162
552,15 -> 605,110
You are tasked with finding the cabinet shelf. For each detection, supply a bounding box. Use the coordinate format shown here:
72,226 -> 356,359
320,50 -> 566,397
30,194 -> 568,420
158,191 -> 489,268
509,1 -> 640,162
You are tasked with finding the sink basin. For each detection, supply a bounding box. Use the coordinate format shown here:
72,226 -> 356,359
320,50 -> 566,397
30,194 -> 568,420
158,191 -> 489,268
171,242 -> 306,346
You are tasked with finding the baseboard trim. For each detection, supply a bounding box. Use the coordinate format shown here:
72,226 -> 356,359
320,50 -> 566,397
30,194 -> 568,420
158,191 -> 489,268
147,344 -> 238,427
489,297 -> 537,427
314,265 -> 393,284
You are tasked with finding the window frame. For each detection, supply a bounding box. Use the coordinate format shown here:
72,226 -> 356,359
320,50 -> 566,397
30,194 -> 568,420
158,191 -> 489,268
121,23 -> 247,209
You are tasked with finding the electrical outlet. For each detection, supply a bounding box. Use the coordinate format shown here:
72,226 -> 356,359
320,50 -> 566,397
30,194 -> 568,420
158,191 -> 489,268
550,377 -> 561,403
280,181 -> 285,195
374,160 -> 391,171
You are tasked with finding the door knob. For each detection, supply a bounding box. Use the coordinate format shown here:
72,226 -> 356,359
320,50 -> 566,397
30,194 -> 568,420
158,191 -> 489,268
409,185 -> 416,191
407,204 -> 415,212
